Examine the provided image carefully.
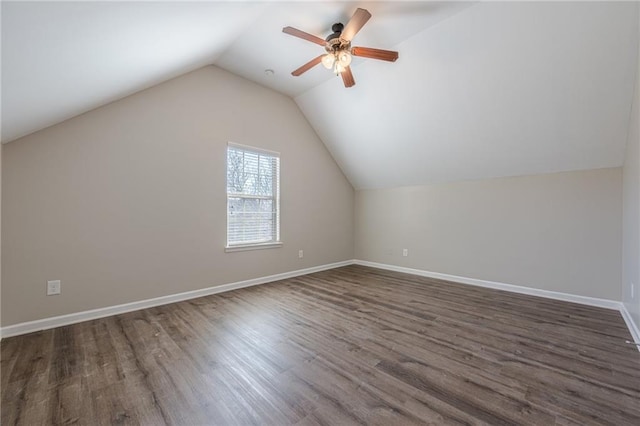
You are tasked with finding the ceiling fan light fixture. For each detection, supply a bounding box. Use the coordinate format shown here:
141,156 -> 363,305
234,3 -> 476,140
321,53 -> 335,69
338,51 -> 352,67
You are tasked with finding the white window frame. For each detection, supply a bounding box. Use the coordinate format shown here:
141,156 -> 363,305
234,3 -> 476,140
225,142 -> 282,252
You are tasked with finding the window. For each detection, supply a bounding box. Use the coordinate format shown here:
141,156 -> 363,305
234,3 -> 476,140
226,143 -> 281,250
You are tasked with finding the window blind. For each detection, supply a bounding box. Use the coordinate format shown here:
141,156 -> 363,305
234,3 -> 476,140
226,144 -> 280,246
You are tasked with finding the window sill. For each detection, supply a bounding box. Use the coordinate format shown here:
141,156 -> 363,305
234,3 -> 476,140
225,242 -> 283,253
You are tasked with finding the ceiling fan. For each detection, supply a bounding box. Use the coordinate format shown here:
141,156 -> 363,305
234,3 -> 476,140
282,8 -> 399,88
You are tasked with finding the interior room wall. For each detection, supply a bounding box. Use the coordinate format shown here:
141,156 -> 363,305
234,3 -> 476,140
355,168 -> 622,300
1,65 -> 354,326
1,143 -> 3,330
622,9 -> 640,332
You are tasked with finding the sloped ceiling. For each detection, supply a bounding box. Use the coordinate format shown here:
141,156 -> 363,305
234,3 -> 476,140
0,1 -> 268,143
2,1 -> 639,190
296,1 -> 640,188
1,1 -> 471,143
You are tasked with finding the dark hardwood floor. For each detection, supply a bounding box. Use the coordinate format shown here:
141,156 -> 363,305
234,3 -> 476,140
2,265 -> 640,425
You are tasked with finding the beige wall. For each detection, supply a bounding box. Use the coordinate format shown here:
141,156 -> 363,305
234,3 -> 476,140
355,168 -> 622,300
1,66 -> 354,326
622,9 -> 640,332
1,143 -> 2,329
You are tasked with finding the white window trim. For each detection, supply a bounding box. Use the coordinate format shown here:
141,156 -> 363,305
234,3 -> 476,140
227,142 -> 279,157
224,242 -> 283,253
225,142 -> 282,251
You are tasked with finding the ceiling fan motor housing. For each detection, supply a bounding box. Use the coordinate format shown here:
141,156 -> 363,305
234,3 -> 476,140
325,23 -> 351,54
325,38 -> 351,53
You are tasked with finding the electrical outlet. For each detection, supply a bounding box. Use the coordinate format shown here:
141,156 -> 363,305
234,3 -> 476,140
298,250 -> 304,259
47,280 -> 61,296
402,248 -> 408,257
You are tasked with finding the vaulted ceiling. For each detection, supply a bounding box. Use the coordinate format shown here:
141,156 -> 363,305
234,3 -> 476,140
2,1 -> 639,189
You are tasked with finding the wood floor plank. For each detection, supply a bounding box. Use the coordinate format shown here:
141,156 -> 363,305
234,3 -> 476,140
2,265 -> 639,425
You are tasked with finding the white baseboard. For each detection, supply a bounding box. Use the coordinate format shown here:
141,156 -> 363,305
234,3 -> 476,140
0,260 -> 355,339
353,260 -> 640,352
354,260 -> 620,309
3,259 -> 639,353
620,303 -> 640,351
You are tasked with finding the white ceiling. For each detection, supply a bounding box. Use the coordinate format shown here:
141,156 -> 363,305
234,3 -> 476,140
297,1 -> 640,188
2,1 -> 639,190
1,1 -> 268,143
1,0 -> 472,143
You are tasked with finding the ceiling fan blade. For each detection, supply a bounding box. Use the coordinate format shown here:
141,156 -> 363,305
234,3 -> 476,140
282,26 -> 327,47
292,55 -> 324,76
351,46 -> 399,62
341,66 -> 355,88
341,8 -> 372,42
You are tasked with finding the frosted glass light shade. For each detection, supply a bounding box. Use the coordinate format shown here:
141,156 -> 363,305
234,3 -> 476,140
338,51 -> 352,67
321,54 -> 335,69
